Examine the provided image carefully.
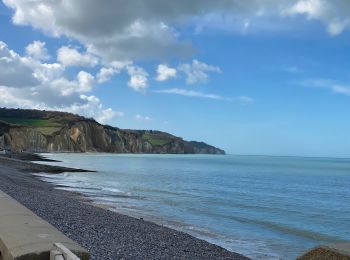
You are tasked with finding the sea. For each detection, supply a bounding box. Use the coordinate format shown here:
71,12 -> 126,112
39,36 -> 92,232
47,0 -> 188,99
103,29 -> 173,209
34,153 -> 350,260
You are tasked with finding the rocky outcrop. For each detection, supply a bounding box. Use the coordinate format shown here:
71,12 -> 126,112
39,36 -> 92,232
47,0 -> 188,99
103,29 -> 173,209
0,108 -> 225,154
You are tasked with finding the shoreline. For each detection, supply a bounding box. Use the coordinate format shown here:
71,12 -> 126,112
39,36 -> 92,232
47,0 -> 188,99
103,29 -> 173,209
0,153 -> 95,174
0,154 -> 249,259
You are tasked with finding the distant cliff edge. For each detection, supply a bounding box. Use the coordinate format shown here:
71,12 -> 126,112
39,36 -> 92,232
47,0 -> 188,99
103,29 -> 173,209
0,108 -> 225,154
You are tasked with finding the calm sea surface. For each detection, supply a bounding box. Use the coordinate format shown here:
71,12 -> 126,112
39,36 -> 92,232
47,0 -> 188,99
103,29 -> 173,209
35,154 -> 350,259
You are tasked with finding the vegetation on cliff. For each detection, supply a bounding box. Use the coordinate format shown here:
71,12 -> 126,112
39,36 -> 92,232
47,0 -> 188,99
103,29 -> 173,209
0,108 -> 225,154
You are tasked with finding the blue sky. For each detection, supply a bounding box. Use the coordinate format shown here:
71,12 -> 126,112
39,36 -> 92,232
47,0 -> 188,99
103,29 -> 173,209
1,0 -> 350,157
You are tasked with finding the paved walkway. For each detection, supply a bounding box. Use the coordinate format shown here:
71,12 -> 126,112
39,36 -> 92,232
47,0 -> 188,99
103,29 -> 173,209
0,190 -> 88,260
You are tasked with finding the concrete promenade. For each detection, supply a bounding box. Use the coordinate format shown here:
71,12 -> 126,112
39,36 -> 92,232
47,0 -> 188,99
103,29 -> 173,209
0,190 -> 89,260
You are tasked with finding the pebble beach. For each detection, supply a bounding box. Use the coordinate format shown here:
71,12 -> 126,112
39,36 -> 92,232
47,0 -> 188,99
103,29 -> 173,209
0,154 -> 249,260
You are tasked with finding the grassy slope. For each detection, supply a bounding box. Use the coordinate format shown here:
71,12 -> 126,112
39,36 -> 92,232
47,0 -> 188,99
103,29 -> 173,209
142,132 -> 176,146
0,117 -> 63,135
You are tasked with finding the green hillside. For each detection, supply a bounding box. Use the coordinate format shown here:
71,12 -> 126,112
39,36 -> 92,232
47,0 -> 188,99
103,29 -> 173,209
0,117 -> 63,135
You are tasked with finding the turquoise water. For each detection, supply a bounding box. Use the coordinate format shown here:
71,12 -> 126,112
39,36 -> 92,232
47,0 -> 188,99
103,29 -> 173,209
36,154 -> 350,259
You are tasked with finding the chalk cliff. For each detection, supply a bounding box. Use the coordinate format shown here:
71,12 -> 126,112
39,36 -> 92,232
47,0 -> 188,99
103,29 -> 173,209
0,108 -> 225,154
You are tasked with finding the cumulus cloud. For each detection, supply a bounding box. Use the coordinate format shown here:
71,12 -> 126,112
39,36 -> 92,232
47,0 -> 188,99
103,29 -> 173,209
0,86 -> 42,108
156,64 -> 177,81
4,0 -> 350,63
33,62 -> 64,83
97,67 -> 116,84
74,95 -> 124,123
0,87 -> 123,123
178,60 -> 221,84
3,0 -> 350,120
57,46 -> 98,67
25,40 -> 49,60
0,41 -> 40,87
0,40 -> 121,123
77,71 -> 94,92
284,0 -> 350,35
127,66 -> 149,91
51,71 -> 95,96
96,60 -> 132,83
3,0 -> 196,61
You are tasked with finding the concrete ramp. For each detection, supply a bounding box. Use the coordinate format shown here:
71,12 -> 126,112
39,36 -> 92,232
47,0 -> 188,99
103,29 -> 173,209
0,190 -> 89,260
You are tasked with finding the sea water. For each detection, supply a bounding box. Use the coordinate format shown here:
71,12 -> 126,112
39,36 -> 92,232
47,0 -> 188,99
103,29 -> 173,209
35,154 -> 350,259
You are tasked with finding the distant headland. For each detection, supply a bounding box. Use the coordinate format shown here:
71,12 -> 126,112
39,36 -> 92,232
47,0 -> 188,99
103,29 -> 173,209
0,108 -> 225,154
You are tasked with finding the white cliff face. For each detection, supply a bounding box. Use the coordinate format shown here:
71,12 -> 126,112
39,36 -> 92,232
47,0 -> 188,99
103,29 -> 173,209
0,109 -> 225,154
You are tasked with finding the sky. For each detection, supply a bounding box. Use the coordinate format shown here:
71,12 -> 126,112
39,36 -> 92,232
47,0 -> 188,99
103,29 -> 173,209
1,0 -> 350,157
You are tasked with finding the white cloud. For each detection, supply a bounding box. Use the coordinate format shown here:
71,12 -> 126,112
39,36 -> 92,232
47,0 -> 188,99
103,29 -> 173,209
96,60 -> 132,83
77,71 -> 94,92
155,88 -> 225,100
127,66 -> 148,91
192,11 -> 296,35
97,108 -> 123,123
285,0 -> 328,18
97,67 -> 116,83
155,88 -> 254,104
178,59 -> 221,84
156,64 -> 177,81
0,40 -> 121,124
0,86 -> 123,124
302,78 -> 350,96
57,46 -> 98,67
49,71 -> 94,96
0,41 -> 40,87
5,0 -> 350,63
3,0 -> 195,61
0,86 -> 42,108
25,40 -> 49,60
109,60 -> 133,70
33,62 -> 64,83
135,114 -> 151,121
284,0 -> 350,35
76,95 -> 124,123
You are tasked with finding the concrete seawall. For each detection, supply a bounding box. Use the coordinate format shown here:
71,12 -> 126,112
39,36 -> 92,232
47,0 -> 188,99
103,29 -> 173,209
0,190 -> 89,260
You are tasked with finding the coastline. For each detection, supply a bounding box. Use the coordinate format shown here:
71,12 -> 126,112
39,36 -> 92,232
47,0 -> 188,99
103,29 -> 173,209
0,154 -> 249,260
